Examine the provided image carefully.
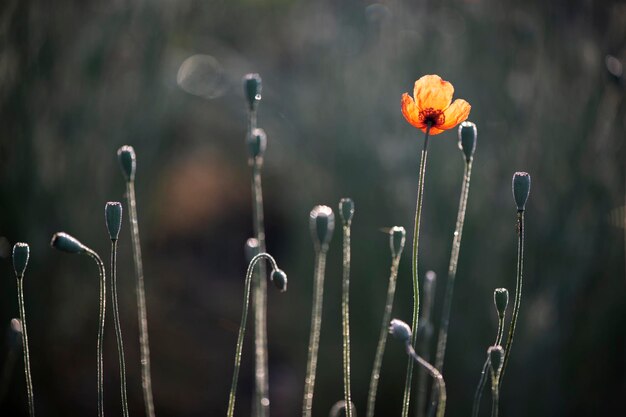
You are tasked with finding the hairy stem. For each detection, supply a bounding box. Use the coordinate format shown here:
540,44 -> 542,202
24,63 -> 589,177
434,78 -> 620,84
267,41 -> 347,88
227,253 -> 279,417
406,344 -> 445,417
401,125 -> 431,417
366,254 -> 401,417
471,315 -> 505,417
85,249 -> 106,417
341,223 -> 353,417
126,180 -> 156,417
17,278 -> 35,417
302,250 -> 328,417
110,241 -> 130,417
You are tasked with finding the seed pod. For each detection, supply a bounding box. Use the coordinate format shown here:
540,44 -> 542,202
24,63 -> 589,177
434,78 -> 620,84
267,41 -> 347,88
12,242 -> 30,277
389,319 -> 412,344
488,345 -> 504,377
458,121 -> 477,162
493,288 -> 509,319
117,145 -> 137,182
50,232 -> 86,254
247,128 -> 267,163
271,269 -> 288,292
512,172 -> 531,212
338,198 -> 355,226
105,202 -> 123,241
244,238 -> 260,263
243,73 -> 262,111
389,226 -> 406,258
310,205 -> 335,251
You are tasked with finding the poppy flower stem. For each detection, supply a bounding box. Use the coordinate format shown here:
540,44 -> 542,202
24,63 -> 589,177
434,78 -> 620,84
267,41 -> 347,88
499,211 -> 525,387
339,201 -> 354,417
227,253 -> 284,417
405,342 -> 446,417
366,227 -> 406,417
401,123 -> 431,417
110,240 -> 130,417
15,278 -> 35,417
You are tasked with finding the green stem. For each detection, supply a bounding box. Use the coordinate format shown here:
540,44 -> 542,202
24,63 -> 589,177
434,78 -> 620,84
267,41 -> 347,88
401,124 -> 431,417
126,180 -> 156,417
17,278 -> 35,417
406,344 -> 445,417
341,224 -> 353,417
500,211 -> 525,386
365,253 -> 401,417
471,315 -> 505,417
227,253 -> 279,417
110,241 -> 130,417
85,248 -> 106,417
302,250 -> 328,417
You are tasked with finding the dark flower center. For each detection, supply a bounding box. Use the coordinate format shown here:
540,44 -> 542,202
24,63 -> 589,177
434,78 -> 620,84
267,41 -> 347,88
419,108 -> 445,127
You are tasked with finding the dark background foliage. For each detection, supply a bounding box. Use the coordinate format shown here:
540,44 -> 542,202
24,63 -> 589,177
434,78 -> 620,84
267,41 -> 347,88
1,0 -> 625,416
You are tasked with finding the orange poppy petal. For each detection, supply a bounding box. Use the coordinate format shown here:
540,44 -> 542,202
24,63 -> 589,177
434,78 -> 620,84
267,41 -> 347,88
401,93 -> 426,129
427,126 -> 446,135
413,75 -> 454,111
440,99 -> 471,130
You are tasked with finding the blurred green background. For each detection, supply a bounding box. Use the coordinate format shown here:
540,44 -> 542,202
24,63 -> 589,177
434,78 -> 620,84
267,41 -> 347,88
1,0 -> 625,416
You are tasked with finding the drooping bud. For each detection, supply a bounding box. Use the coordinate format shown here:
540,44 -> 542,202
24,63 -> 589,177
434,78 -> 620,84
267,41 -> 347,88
12,242 -> 30,277
512,172 -> 531,212
389,226 -> 406,258
247,128 -> 267,164
245,238 -> 260,263
50,232 -> 86,254
243,73 -> 262,111
488,345 -> 504,378
117,145 -> 136,182
389,319 -> 412,344
493,288 -> 509,319
271,269 -> 288,292
310,205 -> 335,251
105,202 -> 123,241
338,198 -> 355,226
458,121 -> 477,162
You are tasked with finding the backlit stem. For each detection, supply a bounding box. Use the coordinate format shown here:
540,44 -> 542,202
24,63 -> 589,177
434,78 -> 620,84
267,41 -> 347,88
406,343 -> 446,417
341,223 -> 353,417
110,240 -> 130,417
16,278 -> 35,417
85,248 -> 106,417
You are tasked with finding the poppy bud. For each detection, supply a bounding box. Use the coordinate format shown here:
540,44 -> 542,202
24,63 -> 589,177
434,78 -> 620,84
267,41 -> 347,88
105,202 -> 123,241
271,268 -> 288,292
338,198 -> 355,226
310,205 -> 335,251
493,288 -> 509,319
247,128 -> 267,163
243,73 -> 262,111
488,345 -> 504,377
389,318 -> 412,344
389,226 -> 406,258
12,242 -> 29,277
458,121 -> 477,162
117,145 -> 136,182
50,232 -> 86,254
512,172 -> 531,212
245,238 -> 260,262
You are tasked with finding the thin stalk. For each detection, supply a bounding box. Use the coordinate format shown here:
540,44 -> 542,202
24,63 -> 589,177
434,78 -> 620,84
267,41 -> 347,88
406,343 -> 446,417
499,211 -> 525,386
401,124 -> 431,417
471,315 -> 505,417
416,272 -> 436,417
490,381 -> 499,417
302,250 -> 328,417
341,223 -> 353,417
16,278 -> 35,417
365,253 -> 402,417
85,248 -> 106,417
227,253 -> 279,417
248,105 -> 269,417
110,240 -> 130,417
126,180 -> 156,417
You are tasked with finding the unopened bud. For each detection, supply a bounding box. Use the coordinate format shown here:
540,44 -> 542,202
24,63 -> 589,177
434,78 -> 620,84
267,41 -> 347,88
389,226 -> 406,258
488,345 -> 504,378
458,121 -> 477,162
50,232 -> 86,254
512,172 -> 531,212
310,205 -> 335,251
494,288 -> 509,319
338,198 -> 355,226
271,269 -> 288,292
105,202 -> 123,241
117,145 -> 136,182
389,318 -> 412,344
12,242 -> 29,277
247,128 -> 267,163
243,73 -> 262,111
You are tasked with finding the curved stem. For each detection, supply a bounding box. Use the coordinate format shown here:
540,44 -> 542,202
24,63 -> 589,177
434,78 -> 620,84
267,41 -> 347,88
366,254 -> 401,417
341,224 -> 353,417
406,344 -> 446,417
471,315 -> 505,417
85,249 -> 106,417
110,241 -> 130,417
17,278 -> 35,417
330,400 -> 358,417
126,180 -> 156,417
302,250 -> 328,417
500,212 -> 525,386
401,125 -> 431,417
227,253 -> 279,417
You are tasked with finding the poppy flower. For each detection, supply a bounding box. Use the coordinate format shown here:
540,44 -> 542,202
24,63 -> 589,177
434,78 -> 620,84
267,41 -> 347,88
401,74 -> 471,135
